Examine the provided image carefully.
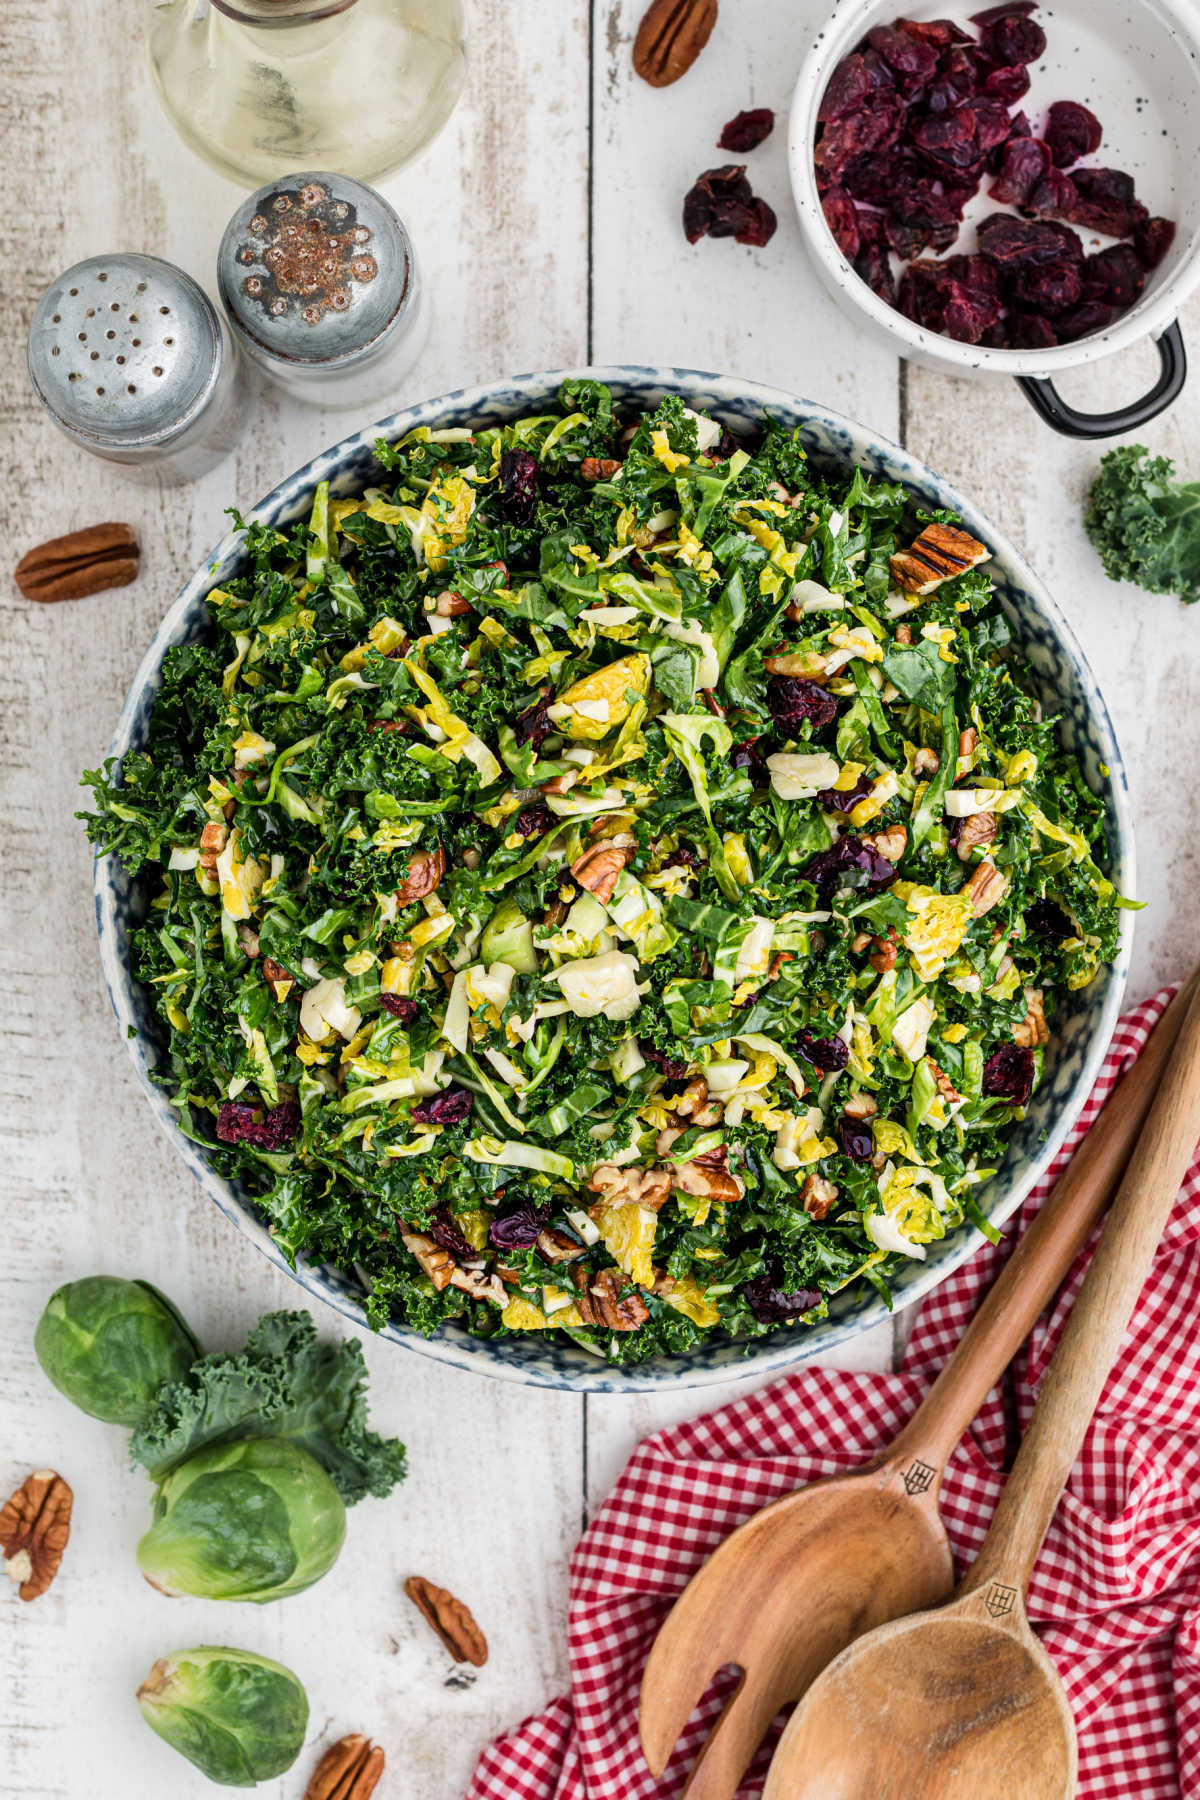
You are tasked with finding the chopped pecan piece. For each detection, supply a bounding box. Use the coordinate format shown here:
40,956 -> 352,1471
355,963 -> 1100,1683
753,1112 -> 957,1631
912,746 -> 939,776
670,1151 -> 743,1205
198,820 -> 228,872
434,590 -> 473,617
571,1265 -> 650,1331
395,844 -> 447,905
801,1173 -> 839,1221
262,956 -> 295,1001
304,1735 -> 386,1800
536,1227 -> 587,1264
588,1164 -> 673,1212
449,1266 -> 508,1307
1012,987 -> 1049,1049
868,928 -> 899,973
675,1075 -> 722,1126
843,1090 -> 878,1120
863,824 -> 906,864
237,923 -> 260,959
890,523 -> 991,596
894,623 -> 913,646
571,837 -> 635,905
964,859 -> 1009,917
1,1470 -> 73,1602
958,727 -> 979,766
405,1576 -> 489,1665
850,931 -> 872,954
957,810 -> 999,862
14,521 -> 139,603
581,458 -> 622,480
764,651 -> 829,681
927,1060 -> 964,1107
400,1228 -> 456,1291
541,771 -> 578,797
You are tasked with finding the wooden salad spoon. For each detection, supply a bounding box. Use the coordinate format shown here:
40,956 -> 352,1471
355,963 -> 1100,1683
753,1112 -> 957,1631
639,971 -> 1199,1800
763,972 -> 1200,1799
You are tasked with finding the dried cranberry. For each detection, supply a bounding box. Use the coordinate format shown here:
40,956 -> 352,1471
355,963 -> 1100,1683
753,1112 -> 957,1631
797,1030 -> 850,1072
1080,244 -> 1146,309
1134,216 -> 1176,271
514,695 -> 552,748
911,105 -> 983,173
1061,166 -> 1146,238
802,836 -> 897,901
639,1040 -> 690,1080
854,234 -> 897,306
899,254 -> 1002,343
928,44 -> 982,111
1010,258 -> 1082,314
970,0 -> 1038,22
898,17 -> 972,49
1008,311 -> 1058,347
732,196 -> 778,248
216,1099 -> 301,1151
1055,299 -> 1116,342
744,1274 -> 823,1323
818,52 -> 872,124
978,10 -> 1046,65
767,675 -> 838,734
815,90 -> 906,179
1025,896 -> 1073,937
839,1116 -> 875,1161
815,772 -> 873,813
842,147 -> 922,206
977,212 -> 1082,266
982,1042 -> 1036,1105
1043,99 -> 1103,169
514,800 -> 554,838
380,994 -> 417,1022
718,108 -> 775,152
664,841 -> 701,869
988,136 -> 1050,206
498,448 -> 540,527
488,1203 -> 550,1251
683,164 -> 750,241
410,1087 -> 474,1126
981,62 -> 1030,102
428,1210 -> 477,1261
866,23 -> 939,95
731,738 -> 768,783
822,185 -> 861,260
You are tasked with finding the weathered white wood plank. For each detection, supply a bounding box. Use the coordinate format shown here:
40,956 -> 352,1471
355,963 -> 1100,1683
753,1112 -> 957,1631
0,2 -> 590,1796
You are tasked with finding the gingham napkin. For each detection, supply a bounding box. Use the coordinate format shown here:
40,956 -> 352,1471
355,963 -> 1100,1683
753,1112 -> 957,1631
468,987 -> 1200,1800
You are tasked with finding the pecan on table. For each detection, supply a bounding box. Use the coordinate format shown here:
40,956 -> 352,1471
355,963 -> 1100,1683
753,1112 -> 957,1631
304,1734 -> 386,1800
633,0 -> 718,87
14,522 -> 139,603
405,1575 -> 489,1666
0,1470 -> 73,1601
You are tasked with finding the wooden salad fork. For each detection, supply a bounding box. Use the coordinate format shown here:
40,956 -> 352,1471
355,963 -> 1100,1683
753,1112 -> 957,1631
764,971 -> 1200,1799
639,972 -> 1199,1800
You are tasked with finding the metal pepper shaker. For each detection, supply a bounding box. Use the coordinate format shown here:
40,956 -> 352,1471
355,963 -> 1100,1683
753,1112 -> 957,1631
216,172 -> 429,409
26,254 -> 247,483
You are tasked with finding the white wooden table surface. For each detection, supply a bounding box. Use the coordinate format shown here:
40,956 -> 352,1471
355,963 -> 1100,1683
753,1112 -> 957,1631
2,2 -> 1198,1795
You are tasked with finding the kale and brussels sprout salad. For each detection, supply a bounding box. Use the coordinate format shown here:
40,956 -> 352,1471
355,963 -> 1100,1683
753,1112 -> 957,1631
83,382 -> 1123,1365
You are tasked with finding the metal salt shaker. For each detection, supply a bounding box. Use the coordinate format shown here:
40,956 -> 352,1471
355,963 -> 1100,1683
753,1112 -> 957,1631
216,172 -> 429,409
26,254 -> 247,484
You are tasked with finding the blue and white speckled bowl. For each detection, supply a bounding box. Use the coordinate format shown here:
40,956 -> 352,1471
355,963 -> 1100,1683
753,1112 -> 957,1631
94,367 -> 1134,1391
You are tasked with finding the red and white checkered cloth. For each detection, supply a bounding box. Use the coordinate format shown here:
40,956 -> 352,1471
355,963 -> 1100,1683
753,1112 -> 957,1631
468,986 -> 1200,1800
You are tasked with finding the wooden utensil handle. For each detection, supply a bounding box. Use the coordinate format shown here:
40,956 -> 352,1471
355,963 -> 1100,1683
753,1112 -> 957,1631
960,975 -> 1200,1601
891,972 -> 1198,1476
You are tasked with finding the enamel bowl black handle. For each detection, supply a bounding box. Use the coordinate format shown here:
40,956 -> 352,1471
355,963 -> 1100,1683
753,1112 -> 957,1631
1015,320 -> 1187,439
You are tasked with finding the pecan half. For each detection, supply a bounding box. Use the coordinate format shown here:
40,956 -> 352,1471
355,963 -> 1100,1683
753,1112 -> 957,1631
843,1090 -> 878,1120
536,1227 -> 587,1264
964,859 -> 1009,917
633,0 -> 718,87
927,1059 -> 964,1107
0,1470 -> 72,1601
670,1149 -> 743,1205
399,1228 -> 456,1291
434,590 -> 473,617
889,523 -> 990,596
868,928 -> 899,973
675,1075 -> 722,1126
395,844 -> 447,905
571,837 -> 635,905
14,522 -> 139,603
572,1265 -> 651,1331
957,810 -> 998,862
863,824 -> 906,864
581,458 -> 622,480
1012,987 -> 1049,1049
588,1163 -> 672,1212
304,1735 -> 386,1800
912,746 -> 939,776
405,1576 -> 489,1666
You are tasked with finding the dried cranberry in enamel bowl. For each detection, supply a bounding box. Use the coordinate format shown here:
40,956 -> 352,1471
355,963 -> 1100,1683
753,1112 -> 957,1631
789,0 -> 1200,436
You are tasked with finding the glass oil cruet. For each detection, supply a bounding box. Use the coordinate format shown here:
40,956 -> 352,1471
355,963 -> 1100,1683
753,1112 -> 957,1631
147,0 -> 466,189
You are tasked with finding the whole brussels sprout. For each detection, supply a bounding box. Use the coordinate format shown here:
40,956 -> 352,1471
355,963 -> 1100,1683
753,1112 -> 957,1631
34,1276 -> 200,1426
137,1437 -> 346,1603
137,1645 -> 308,1786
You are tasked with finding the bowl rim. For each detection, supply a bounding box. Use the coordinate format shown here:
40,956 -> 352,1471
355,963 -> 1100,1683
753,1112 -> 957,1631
93,363 -> 1135,1391
786,0 -> 1200,373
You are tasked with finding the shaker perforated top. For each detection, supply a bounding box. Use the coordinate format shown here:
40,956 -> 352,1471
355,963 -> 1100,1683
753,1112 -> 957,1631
26,255 -> 224,449
217,172 -> 415,371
